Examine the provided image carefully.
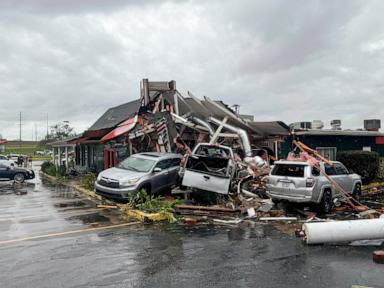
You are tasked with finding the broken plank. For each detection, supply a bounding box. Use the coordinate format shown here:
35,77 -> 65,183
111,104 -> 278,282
175,204 -> 239,213
259,217 -> 298,221
97,205 -> 118,209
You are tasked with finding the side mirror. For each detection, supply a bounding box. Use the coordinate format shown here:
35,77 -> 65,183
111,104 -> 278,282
153,167 -> 162,173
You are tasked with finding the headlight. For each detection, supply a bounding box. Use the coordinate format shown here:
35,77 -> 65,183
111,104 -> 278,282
97,174 -> 102,181
121,177 -> 140,186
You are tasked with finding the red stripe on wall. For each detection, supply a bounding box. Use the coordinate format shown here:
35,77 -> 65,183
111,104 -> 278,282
376,136 -> 384,144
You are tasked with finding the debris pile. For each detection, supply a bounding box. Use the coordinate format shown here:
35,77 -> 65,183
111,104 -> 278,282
73,79 -> 384,249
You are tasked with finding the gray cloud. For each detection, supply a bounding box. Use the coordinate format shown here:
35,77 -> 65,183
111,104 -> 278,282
1,0 -> 384,140
0,0 -> 163,15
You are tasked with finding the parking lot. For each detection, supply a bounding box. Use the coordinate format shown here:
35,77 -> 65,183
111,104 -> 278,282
0,163 -> 383,288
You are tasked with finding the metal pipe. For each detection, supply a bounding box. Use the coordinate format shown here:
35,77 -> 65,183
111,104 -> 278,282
170,113 -> 209,132
190,116 -> 214,136
241,189 -> 258,198
303,218 -> 384,244
208,116 -> 252,157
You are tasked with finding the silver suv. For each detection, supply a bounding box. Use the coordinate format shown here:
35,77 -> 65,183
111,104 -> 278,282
95,152 -> 182,201
266,160 -> 362,213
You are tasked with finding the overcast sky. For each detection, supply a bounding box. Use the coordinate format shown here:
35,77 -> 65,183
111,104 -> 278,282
1,0 -> 384,140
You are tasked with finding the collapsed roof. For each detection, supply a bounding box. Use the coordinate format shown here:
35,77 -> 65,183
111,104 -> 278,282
82,80 -> 289,142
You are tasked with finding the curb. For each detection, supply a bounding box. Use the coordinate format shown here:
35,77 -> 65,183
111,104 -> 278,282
40,172 -> 169,223
40,172 -> 58,182
122,208 -> 169,222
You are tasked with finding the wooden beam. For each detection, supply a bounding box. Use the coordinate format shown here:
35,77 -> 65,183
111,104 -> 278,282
175,205 -> 240,213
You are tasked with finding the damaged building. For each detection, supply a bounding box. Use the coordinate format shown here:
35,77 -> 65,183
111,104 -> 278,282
68,79 -> 289,172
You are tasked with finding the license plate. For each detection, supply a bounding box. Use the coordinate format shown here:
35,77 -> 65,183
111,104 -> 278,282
282,182 -> 289,188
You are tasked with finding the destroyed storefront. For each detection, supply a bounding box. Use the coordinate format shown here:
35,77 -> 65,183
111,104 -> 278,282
72,79 -> 289,173
71,100 -> 141,172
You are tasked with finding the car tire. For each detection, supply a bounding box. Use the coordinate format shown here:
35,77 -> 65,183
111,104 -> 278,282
352,183 -> 362,201
320,189 -> 333,214
14,173 -> 25,183
271,198 -> 280,205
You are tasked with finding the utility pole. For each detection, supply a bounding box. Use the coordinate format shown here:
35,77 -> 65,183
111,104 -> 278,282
19,112 -> 22,149
46,113 -> 49,140
35,123 -> 38,142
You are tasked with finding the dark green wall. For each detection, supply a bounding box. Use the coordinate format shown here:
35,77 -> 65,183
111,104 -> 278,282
281,135 -> 384,158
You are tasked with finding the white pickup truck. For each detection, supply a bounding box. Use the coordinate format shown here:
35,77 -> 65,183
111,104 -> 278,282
180,143 -> 236,194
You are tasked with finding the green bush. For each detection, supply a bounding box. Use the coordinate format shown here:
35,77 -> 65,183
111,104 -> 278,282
336,151 -> 379,184
41,161 -> 66,178
41,161 -> 57,176
127,190 -> 184,223
80,172 -> 96,191
46,165 -> 57,177
41,161 -> 54,173
57,165 -> 66,177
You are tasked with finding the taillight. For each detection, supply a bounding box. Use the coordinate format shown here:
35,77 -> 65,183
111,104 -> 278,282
306,177 -> 315,187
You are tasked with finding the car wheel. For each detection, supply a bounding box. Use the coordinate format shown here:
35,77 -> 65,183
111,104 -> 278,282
271,198 -> 280,205
352,183 -> 362,201
14,173 -> 25,183
320,189 -> 333,214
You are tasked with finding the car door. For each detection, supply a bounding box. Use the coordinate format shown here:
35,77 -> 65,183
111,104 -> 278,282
0,163 -> 13,180
151,159 -> 171,193
334,163 -> 354,193
325,163 -> 351,193
324,163 -> 339,187
166,157 -> 181,187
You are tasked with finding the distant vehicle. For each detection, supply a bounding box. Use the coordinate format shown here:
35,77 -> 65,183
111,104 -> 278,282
0,155 -> 15,166
266,160 -> 362,213
0,161 -> 35,183
95,152 -> 182,201
180,143 -> 236,194
8,154 -> 19,161
0,155 -> 7,160
35,151 -> 45,156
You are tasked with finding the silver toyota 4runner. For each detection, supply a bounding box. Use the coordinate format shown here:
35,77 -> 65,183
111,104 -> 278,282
266,160 -> 362,213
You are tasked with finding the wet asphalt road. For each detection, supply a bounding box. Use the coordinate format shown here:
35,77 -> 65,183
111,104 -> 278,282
0,163 -> 383,288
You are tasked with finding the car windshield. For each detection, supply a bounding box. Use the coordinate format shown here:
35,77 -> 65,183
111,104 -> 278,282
195,145 -> 230,158
118,156 -> 155,172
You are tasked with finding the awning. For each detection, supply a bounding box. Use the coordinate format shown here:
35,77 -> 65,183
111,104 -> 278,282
68,136 -> 90,145
101,115 -> 138,142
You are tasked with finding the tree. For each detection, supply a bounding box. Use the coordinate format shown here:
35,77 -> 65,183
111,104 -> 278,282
47,122 -> 75,141
39,122 -> 76,148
